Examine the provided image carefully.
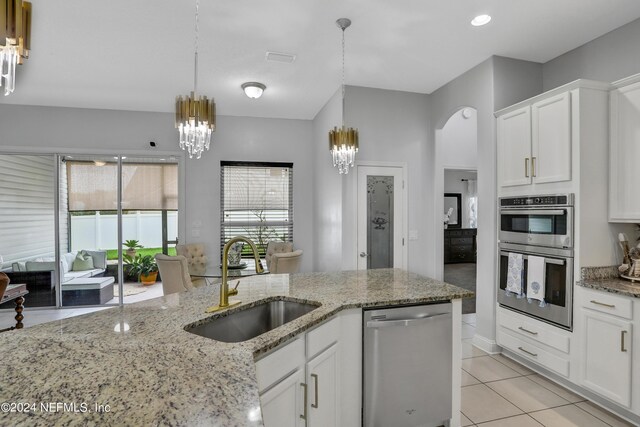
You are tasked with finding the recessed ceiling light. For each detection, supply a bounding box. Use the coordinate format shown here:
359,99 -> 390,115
242,82 -> 266,99
471,14 -> 491,26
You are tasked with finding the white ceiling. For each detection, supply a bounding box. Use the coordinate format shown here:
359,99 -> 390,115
2,0 -> 640,120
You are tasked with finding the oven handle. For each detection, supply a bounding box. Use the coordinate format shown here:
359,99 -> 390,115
500,209 -> 566,216
499,251 -> 565,266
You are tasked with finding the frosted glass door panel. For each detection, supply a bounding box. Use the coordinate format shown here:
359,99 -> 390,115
367,176 -> 394,269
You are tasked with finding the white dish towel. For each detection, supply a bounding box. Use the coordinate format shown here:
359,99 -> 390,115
527,255 -> 547,307
506,253 -> 524,297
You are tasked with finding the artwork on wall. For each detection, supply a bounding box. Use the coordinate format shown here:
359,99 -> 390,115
444,193 -> 462,228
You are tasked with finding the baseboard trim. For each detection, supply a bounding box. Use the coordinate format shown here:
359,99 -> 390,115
472,333 -> 500,354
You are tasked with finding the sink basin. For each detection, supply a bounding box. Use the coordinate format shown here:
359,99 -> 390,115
186,299 -> 320,343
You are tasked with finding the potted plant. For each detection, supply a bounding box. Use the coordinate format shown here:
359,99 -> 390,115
124,240 -> 143,258
125,254 -> 158,285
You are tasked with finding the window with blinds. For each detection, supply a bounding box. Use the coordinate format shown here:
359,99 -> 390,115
220,161 -> 293,257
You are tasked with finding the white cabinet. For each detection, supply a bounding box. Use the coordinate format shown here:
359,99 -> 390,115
498,106 -> 532,187
257,313 -> 356,427
306,344 -> 339,427
261,368 -> 306,427
497,92 -> 572,189
610,77 -> 640,221
581,310 -> 633,407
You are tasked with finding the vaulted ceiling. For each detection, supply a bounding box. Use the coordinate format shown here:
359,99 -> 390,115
2,0 -> 640,119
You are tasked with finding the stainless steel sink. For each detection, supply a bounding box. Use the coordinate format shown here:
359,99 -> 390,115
185,299 -> 320,343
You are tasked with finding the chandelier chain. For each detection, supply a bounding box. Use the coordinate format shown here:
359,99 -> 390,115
194,0 -> 200,94
341,26 -> 346,126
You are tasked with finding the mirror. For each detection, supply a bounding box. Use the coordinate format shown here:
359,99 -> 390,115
444,193 -> 461,228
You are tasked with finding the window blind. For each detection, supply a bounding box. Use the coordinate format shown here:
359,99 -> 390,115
220,161 -> 293,256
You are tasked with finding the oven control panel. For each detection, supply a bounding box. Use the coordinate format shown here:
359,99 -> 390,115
500,194 -> 573,207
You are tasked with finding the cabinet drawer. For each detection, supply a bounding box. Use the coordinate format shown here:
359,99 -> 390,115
255,336 -> 305,392
307,316 -> 340,359
450,237 -> 472,245
497,329 -> 570,378
580,288 -> 633,320
446,230 -> 462,237
498,308 -> 570,354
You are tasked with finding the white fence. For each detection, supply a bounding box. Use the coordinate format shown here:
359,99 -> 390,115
70,211 -> 178,251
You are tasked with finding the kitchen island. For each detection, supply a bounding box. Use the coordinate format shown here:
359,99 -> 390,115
0,268 -> 472,426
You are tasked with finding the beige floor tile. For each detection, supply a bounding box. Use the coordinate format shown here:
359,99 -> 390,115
462,369 -> 481,386
461,384 -> 523,424
490,354 -> 534,375
462,323 -> 476,339
462,356 -> 521,383
462,338 -> 488,359
487,376 -> 570,412
476,414 -> 542,427
575,401 -> 635,427
527,374 -> 586,403
461,412 -> 475,426
530,404 -> 610,427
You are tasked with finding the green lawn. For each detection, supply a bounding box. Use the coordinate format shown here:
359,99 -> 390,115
106,247 -> 176,260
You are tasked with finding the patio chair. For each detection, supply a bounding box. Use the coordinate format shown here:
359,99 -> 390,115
155,254 -> 194,296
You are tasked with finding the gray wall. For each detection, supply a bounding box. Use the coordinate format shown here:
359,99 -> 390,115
493,56 -> 543,111
0,104 -> 316,272
543,17 -> 640,90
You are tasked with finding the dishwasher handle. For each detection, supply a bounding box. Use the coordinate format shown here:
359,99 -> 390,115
366,312 -> 450,329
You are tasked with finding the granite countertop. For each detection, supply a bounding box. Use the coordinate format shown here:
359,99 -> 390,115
577,266 -> 640,298
0,268 -> 472,426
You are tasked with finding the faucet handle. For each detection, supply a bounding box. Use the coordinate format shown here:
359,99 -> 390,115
228,280 -> 240,296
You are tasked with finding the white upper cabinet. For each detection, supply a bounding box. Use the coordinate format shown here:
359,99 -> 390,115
610,78 -> 640,221
497,91 -> 572,190
532,92 -> 572,184
497,106 -> 532,187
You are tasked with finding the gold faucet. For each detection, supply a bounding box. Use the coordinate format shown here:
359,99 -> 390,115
206,236 -> 265,313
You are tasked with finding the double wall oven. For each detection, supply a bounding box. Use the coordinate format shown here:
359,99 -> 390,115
497,194 -> 574,330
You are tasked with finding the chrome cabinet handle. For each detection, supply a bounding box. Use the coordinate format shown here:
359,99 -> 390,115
525,158 -> 529,178
311,373 -> 319,408
300,382 -> 308,421
532,156 -> 537,177
360,252 -> 368,258
518,326 -> 538,336
621,330 -> 628,352
518,346 -> 538,357
590,300 -> 615,308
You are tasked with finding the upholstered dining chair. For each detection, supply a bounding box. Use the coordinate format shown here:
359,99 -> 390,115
155,254 -> 195,296
175,243 -> 208,273
265,241 -> 303,274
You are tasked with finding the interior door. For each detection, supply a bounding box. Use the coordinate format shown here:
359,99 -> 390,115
357,166 -> 404,270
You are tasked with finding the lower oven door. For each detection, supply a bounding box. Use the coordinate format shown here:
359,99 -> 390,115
497,244 -> 573,330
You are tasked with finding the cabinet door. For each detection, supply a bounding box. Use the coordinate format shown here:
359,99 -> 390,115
307,343 -> 339,427
497,106 -> 532,188
261,368 -> 306,427
610,81 -> 640,221
581,310 -> 632,407
532,92 -> 572,184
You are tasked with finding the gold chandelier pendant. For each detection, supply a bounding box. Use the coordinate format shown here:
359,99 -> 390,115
1,0 -> 32,96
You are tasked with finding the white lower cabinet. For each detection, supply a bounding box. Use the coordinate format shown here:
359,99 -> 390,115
257,312 -> 358,427
261,368 -> 306,427
577,287 -> 635,409
306,343 -> 339,426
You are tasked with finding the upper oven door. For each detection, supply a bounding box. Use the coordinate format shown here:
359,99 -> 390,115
499,206 -> 573,248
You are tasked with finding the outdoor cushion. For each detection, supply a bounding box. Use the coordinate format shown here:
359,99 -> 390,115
85,250 -> 107,270
11,262 -> 26,272
63,270 -> 94,281
72,252 -> 95,271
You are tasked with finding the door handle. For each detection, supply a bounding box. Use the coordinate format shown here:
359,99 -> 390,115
300,382 -> 308,421
532,157 -> 537,177
621,330 -> 628,352
525,158 -> 529,178
311,373 -> 319,408
360,252 -> 368,258
590,300 -> 615,308
366,312 -> 451,328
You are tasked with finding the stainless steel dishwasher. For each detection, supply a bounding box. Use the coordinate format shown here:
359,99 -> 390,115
363,303 -> 452,427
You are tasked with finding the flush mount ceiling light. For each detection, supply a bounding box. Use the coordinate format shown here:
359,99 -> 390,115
175,0 -> 216,160
471,14 -> 492,26
1,0 -> 32,96
242,82 -> 266,99
329,18 -> 359,175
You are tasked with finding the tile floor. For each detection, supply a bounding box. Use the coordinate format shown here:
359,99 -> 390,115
460,313 -> 634,427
